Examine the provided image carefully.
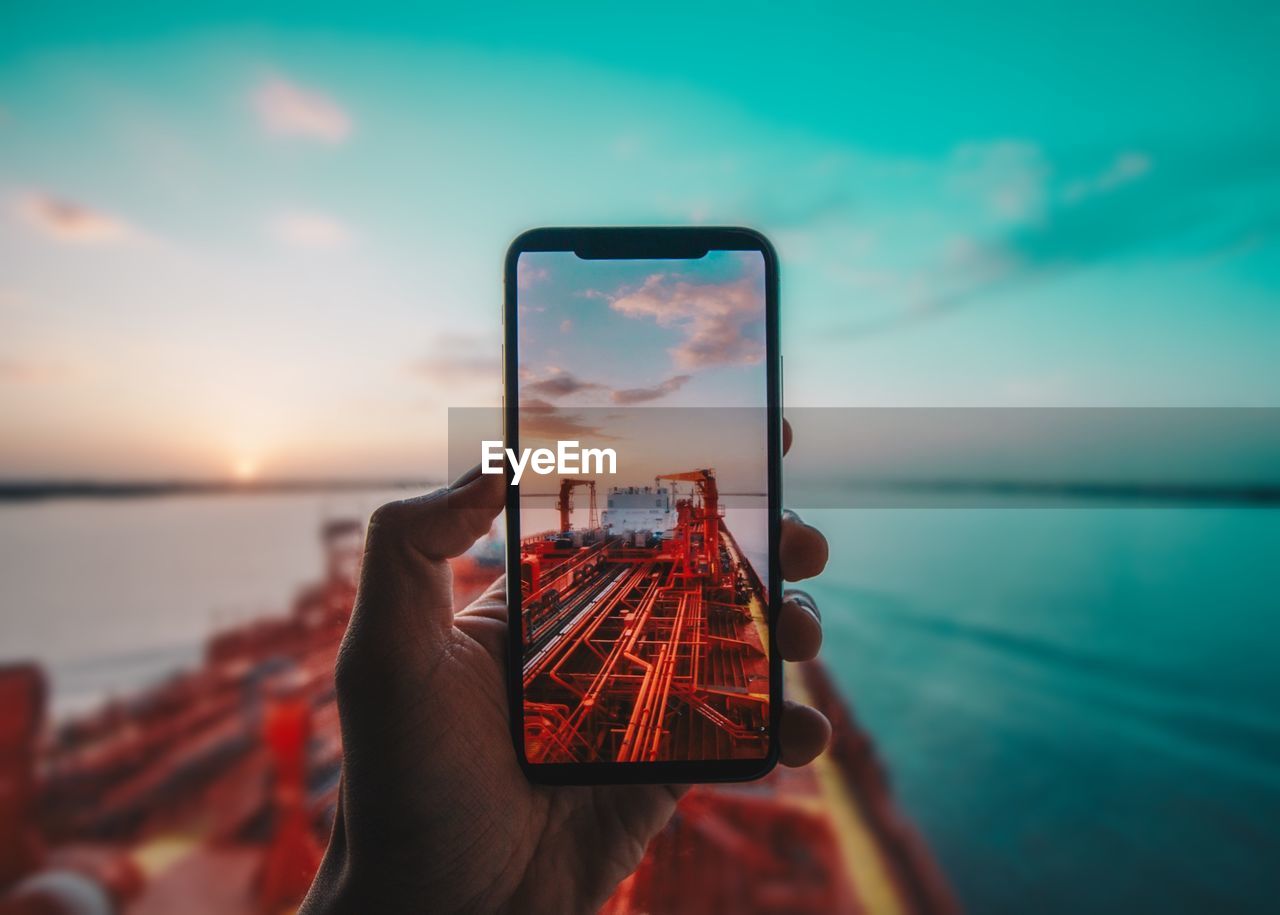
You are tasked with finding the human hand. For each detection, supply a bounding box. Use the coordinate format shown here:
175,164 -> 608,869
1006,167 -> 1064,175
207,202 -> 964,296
302,421 -> 830,914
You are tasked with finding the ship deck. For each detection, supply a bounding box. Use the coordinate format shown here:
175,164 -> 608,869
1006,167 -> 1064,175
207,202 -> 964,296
521,527 -> 771,764
6,521 -> 958,914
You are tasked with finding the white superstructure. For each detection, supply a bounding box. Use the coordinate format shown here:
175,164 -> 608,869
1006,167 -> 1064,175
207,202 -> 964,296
601,485 -> 672,535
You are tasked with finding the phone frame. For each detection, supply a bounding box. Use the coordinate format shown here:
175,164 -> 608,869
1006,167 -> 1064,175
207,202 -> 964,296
503,226 -> 782,785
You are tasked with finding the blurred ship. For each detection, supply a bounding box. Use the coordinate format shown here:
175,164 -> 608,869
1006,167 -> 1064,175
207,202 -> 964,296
0,513 -> 957,914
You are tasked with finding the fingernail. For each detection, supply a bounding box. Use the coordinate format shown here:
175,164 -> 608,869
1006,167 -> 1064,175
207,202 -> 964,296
782,509 -> 805,526
450,464 -> 484,489
785,589 -> 821,622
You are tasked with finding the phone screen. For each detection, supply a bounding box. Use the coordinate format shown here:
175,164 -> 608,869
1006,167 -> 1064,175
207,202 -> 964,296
505,228 -> 779,780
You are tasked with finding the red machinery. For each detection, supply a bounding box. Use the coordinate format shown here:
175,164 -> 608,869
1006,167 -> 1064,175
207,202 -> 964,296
522,468 -> 768,764
655,469 -> 721,583
256,680 -> 323,914
0,664 -> 46,892
1,665 -> 143,914
556,478 -> 598,533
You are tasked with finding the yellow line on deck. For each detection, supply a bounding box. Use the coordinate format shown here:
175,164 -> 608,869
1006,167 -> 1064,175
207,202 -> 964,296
131,833 -> 201,877
725,531 -> 771,660
788,669 -> 909,915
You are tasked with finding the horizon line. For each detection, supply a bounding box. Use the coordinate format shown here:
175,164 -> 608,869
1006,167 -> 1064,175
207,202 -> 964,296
0,478 -> 442,503
2,476 -> 1278,506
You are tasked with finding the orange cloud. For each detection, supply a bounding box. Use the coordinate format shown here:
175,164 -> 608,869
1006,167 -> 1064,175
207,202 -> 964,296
518,397 -> 614,441
253,77 -> 352,143
17,192 -> 131,243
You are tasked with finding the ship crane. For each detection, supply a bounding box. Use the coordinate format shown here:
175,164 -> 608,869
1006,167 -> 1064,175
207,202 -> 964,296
655,469 -> 721,581
654,469 -> 719,513
557,478 -> 598,533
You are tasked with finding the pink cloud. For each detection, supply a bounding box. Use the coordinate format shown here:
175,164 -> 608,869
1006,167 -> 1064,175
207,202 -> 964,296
253,77 -> 352,143
17,192 -> 132,244
271,211 -> 351,248
410,334 -> 499,383
0,357 -> 74,383
517,259 -> 550,289
608,269 -> 765,369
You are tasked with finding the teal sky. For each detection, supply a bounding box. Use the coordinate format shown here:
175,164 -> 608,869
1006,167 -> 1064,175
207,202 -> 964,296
1,2 -> 1277,478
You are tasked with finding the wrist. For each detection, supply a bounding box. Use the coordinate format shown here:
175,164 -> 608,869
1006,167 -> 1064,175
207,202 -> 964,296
299,806 -> 522,914
299,821 -> 360,914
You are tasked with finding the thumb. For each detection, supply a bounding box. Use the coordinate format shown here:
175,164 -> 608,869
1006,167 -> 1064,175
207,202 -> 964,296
334,468 -> 504,749
370,465 -> 506,560
357,466 -> 506,640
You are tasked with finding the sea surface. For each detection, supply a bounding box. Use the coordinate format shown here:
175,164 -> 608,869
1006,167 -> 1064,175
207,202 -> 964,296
0,489 -> 409,718
2,492 -> 1278,913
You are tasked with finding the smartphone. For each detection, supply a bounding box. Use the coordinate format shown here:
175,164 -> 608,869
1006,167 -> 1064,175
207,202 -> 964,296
502,227 -> 781,784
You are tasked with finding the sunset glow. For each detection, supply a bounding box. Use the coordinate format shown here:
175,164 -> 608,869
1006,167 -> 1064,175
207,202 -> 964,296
0,6 -> 1276,484
232,458 -> 258,482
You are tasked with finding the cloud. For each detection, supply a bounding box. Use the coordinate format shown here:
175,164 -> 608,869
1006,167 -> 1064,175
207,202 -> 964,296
518,397 -> 613,441
253,77 -> 352,143
517,259 -> 549,289
834,134 -> 1279,340
1061,152 -> 1151,204
1005,137 -> 1276,268
608,269 -> 765,369
610,374 -> 692,404
523,368 -> 605,400
410,334 -> 499,384
831,238 -> 1021,339
520,366 -> 692,405
0,357 -> 73,383
948,141 -> 1050,225
560,318 -> 573,333
17,192 -> 132,243
271,211 -> 351,248
611,133 -> 644,160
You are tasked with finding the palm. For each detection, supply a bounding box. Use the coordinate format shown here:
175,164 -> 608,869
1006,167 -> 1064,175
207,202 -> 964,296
333,570 -> 678,915
310,446 -> 829,915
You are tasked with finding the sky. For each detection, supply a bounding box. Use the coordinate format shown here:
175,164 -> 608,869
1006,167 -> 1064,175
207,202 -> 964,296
1,1 -> 1278,480
514,250 -> 770,497
517,251 -> 767,408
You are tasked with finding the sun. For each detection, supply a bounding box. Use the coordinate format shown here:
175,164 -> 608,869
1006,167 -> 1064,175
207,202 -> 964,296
232,458 -> 258,481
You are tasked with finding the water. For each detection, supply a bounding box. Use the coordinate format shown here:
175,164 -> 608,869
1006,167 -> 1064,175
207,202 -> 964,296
0,489 -> 406,718
802,507 -> 1280,914
1,494 -> 1278,912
